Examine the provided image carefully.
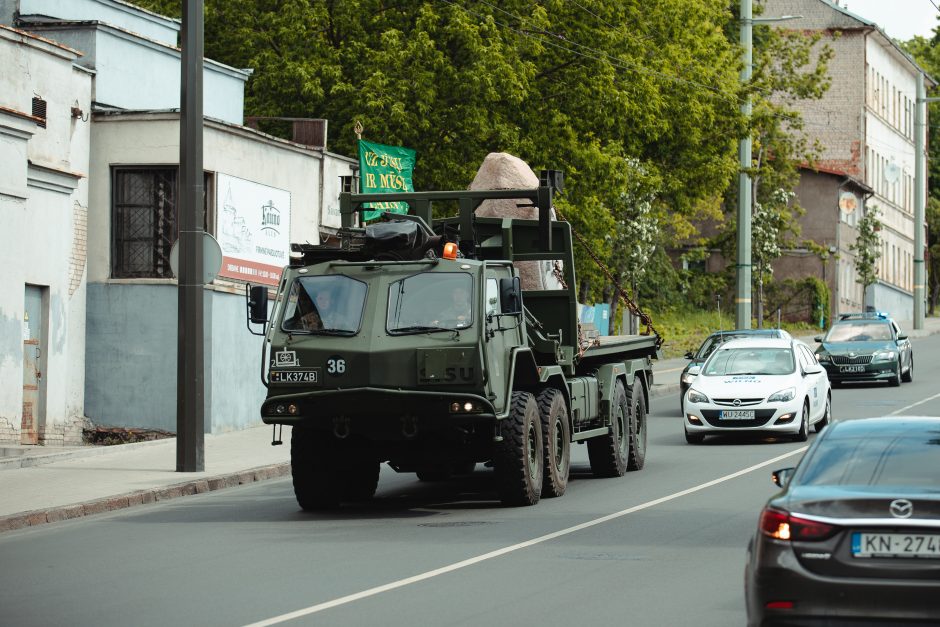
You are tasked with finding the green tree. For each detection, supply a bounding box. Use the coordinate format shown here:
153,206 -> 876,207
850,204 -> 883,304
752,188 -> 794,326
135,0 -> 745,308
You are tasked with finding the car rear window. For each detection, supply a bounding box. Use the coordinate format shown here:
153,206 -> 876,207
798,435 -> 940,488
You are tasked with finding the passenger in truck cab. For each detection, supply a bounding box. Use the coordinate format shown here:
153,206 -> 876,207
435,285 -> 472,327
287,288 -> 337,331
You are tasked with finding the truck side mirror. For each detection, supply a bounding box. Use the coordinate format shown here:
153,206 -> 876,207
499,277 -> 522,315
246,284 -> 269,330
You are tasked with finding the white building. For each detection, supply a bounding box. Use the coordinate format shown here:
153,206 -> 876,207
0,24 -> 92,445
766,0 -> 933,319
1,0 -> 357,442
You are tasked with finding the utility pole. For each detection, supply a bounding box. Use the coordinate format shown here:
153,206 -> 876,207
737,0 -> 753,330
736,2 -> 801,330
914,74 -> 936,330
177,0 -> 205,472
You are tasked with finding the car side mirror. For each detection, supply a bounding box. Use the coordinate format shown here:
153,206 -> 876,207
246,284 -> 269,332
772,467 -> 795,488
802,364 -> 823,376
499,276 -> 523,315
813,335 -> 822,343
897,333 -> 907,341
684,351 -> 694,360
687,365 -> 702,376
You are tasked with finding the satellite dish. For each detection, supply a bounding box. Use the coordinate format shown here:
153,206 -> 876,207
839,191 -> 858,214
884,161 -> 901,184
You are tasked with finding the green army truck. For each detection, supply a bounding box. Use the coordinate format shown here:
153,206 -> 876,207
246,180 -> 660,510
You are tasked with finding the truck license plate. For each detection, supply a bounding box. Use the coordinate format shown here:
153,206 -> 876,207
719,410 -> 755,420
840,365 -> 865,373
270,370 -> 319,383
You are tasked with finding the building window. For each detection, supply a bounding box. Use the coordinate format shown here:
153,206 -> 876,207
31,96 -> 47,128
111,168 -> 179,278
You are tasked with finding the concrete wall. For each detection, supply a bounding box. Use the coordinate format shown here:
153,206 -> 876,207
10,0 -> 179,46
84,284 -> 266,432
0,26 -> 91,444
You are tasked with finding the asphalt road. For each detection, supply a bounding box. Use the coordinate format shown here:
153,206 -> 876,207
2,335 -> 939,627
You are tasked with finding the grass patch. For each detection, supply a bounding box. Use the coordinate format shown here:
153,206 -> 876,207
650,309 -> 820,359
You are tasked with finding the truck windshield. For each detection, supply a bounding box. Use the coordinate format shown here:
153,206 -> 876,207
281,275 -> 367,335
387,272 -> 473,334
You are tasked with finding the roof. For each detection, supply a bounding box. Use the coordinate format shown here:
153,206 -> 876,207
708,328 -> 791,338
716,337 -> 794,350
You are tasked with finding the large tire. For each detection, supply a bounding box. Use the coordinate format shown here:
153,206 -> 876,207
814,392 -> 831,433
537,388 -> 570,498
902,357 -> 913,383
792,400 -> 809,442
493,392 -> 543,506
588,380 -> 629,477
291,427 -> 342,510
626,378 -> 647,471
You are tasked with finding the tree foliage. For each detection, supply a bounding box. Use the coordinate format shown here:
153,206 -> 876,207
850,204 -> 883,302
136,0 -> 828,311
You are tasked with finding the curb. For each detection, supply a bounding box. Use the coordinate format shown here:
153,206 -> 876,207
0,461 -> 291,534
0,436 -> 175,471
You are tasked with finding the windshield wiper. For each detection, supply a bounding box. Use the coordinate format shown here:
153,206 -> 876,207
391,325 -> 457,335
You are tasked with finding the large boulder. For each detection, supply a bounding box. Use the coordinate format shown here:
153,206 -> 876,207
470,153 -> 564,291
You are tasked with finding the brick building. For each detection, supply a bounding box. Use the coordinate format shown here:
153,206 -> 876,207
764,0 -> 934,319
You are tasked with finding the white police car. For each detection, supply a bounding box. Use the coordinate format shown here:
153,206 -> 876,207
683,338 -> 831,444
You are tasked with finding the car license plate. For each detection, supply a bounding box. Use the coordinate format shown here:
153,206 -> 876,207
270,370 -> 319,383
840,365 -> 865,373
852,532 -> 940,558
719,409 -> 755,420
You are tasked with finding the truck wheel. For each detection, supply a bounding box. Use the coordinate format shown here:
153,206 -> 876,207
588,380 -> 629,477
626,378 -> 647,471
537,388 -> 570,498
494,392 -> 543,506
291,427 -> 342,510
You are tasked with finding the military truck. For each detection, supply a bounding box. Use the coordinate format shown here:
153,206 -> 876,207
246,180 -> 660,509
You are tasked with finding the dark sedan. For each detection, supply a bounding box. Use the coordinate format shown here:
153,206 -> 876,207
679,328 -> 791,413
814,312 -> 913,386
745,416 -> 940,626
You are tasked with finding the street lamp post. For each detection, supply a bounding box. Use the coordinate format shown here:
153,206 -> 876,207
736,0 -> 801,329
914,76 -> 938,330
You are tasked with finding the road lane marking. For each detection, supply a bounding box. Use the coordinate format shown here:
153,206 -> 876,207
242,447 -> 807,627
889,391 -> 940,415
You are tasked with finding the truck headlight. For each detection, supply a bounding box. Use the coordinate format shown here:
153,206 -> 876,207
687,389 -> 709,404
768,387 -> 795,403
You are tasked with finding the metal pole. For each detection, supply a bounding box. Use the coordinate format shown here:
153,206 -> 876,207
177,0 -> 205,472
914,74 -> 926,330
737,0 -> 753,330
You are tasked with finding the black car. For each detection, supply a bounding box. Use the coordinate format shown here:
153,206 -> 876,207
745,416 -> 940,626
814,312 -> 913,386
679,328 -> 791,414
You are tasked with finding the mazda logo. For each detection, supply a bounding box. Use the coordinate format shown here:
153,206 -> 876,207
733,399 -> 742,407
889,499 -> 913,519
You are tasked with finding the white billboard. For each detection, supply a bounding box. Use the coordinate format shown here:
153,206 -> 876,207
216,173 -> 291,286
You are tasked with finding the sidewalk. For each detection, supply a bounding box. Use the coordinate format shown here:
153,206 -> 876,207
2,317 -> 937,534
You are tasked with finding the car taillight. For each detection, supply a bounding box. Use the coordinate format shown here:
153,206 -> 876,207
759,507 -> 837,541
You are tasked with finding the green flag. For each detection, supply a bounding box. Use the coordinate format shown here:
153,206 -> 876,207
358,139 -> 417,221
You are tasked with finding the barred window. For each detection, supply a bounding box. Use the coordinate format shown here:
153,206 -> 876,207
112,168 -> 178,278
